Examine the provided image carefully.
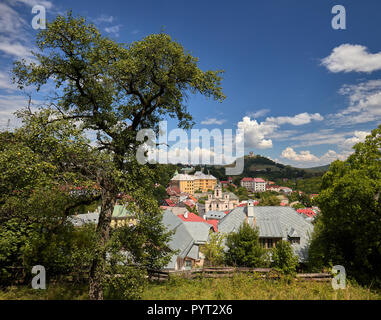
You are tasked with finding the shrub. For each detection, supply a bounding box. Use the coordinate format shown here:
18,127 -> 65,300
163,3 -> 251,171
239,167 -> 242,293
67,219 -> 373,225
271,240 -> 299,275
225,223 -> 269,267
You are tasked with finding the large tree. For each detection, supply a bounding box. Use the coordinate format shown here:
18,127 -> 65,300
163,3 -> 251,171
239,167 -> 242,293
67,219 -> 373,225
308,125 -> 381,286
12,12 -> 224,299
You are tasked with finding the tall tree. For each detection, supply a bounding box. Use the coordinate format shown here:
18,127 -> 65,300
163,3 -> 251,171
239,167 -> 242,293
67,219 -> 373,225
308,125 -> 381,286
12,12 -> 225,299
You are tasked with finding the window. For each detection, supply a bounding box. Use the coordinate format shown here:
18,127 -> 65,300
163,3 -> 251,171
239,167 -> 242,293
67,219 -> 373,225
289,237 -> 300,245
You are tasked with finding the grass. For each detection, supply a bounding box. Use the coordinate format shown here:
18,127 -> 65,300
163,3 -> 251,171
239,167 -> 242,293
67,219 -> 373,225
141,274 -> 381,300
1,274 -> 380,300
0,283 -> 89,300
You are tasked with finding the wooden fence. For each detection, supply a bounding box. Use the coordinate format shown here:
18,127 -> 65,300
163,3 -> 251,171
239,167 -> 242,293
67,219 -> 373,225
147,267 -> 332,282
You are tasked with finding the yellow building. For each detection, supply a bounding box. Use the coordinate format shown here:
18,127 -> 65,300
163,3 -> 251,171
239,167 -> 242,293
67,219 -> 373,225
169,170 -> 217,194
110,205 -> 137,228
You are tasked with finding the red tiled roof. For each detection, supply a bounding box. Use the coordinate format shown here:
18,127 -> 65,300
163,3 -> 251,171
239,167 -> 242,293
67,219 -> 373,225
188,195 -> 198,203
164,199 -> 176,207
253,178 -> 265,183
166,186 -> 181,196
206,219 -> 218,232
241,177 -> 254,182
182,200 -> 195,208
297,208 -> 316,216
179,212 -> 218,231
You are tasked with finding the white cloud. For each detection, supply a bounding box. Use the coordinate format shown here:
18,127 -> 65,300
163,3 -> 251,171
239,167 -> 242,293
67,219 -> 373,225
0,2 -> 37,60
236,112 -> 324,150
104,25 -> 122,37
279,129 -> 370,167
288,129 -> 370,150
201,118 -> 226,125
237,117 -> 274,149
322,44 -> 381,73
0,40 -> 33,59
247,108 -> 270,118
0,70 -> 17,91
342,131 -> 370,149
265,112 -> 324,126
0,3 -> 28,41
0,94 -> 39,129
330,80 -> 381,125
94,14 -> 115,24
281,147 -> 319,162
12,0 -> 54,9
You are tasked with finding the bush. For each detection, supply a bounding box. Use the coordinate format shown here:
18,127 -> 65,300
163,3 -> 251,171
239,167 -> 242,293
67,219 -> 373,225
103,266 -> 147,300
225,223 -> 269,267
201,232 -> 225,267
271,240 -> 299,275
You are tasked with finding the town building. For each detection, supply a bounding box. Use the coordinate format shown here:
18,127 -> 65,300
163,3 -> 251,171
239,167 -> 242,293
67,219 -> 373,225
169,170 -> 217,195
218,201 -> 313,262
240,177 -> 266,192
204,184 -> 239,213
68,204 -> 137,228
162,210 -> 213,271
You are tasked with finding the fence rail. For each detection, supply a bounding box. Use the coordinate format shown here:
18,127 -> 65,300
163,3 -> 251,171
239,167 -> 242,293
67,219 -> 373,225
147,267 -> 332,282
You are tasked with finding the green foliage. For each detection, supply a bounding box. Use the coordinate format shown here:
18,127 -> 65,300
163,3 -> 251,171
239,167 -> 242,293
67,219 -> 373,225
225,223 -> 269,267
257,192 -> 281,206
200,232 -> 226,267
308,125 -> 381,286
233,187 -> 249,201
271,241 -> 299,275
291,203 -> 305,210
280,176 -> 322,195
10,11 -> 225,299
153,185 -> 168,203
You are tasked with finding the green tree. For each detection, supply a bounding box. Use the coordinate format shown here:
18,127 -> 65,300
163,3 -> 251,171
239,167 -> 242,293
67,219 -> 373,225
271,240 -> 299,275
201,232 -> 226,267
12,12 -> 224,299
258,194 -> 281,206
308,125 -> 381,286
225,223 -> 269,267
0,113 -> 101,284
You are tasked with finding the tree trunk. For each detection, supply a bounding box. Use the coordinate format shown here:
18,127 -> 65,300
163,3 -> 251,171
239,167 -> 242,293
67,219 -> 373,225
88,185 -> 116,300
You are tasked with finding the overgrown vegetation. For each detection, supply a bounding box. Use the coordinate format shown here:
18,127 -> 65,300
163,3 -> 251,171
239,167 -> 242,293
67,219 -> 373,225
308,125 -> 381,287
2,274 -> 380,300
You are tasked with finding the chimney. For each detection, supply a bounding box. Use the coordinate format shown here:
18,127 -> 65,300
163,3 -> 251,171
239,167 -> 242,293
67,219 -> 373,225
184,212 -> 188,219
247,200 -> 254,218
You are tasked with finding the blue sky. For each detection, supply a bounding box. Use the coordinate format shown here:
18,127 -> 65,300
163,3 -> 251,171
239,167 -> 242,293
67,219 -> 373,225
1,0 -> 381,168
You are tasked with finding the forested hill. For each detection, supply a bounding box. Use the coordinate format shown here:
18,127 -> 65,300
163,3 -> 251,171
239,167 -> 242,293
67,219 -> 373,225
202,155 -> 330,184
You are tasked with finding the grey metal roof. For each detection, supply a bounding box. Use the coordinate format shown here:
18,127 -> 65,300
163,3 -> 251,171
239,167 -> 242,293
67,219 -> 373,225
217,206 -> 313,262
187,245 -> 199,260
162,210 -> 196,269
256,219 -> 284,238
205,211 -> 226,220
183,222 -> 211,244
162,209 -> 183,230
67,212 -> 99,227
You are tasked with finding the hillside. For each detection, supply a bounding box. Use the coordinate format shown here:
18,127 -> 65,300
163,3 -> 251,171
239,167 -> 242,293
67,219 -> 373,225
202,155 -> 329,183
